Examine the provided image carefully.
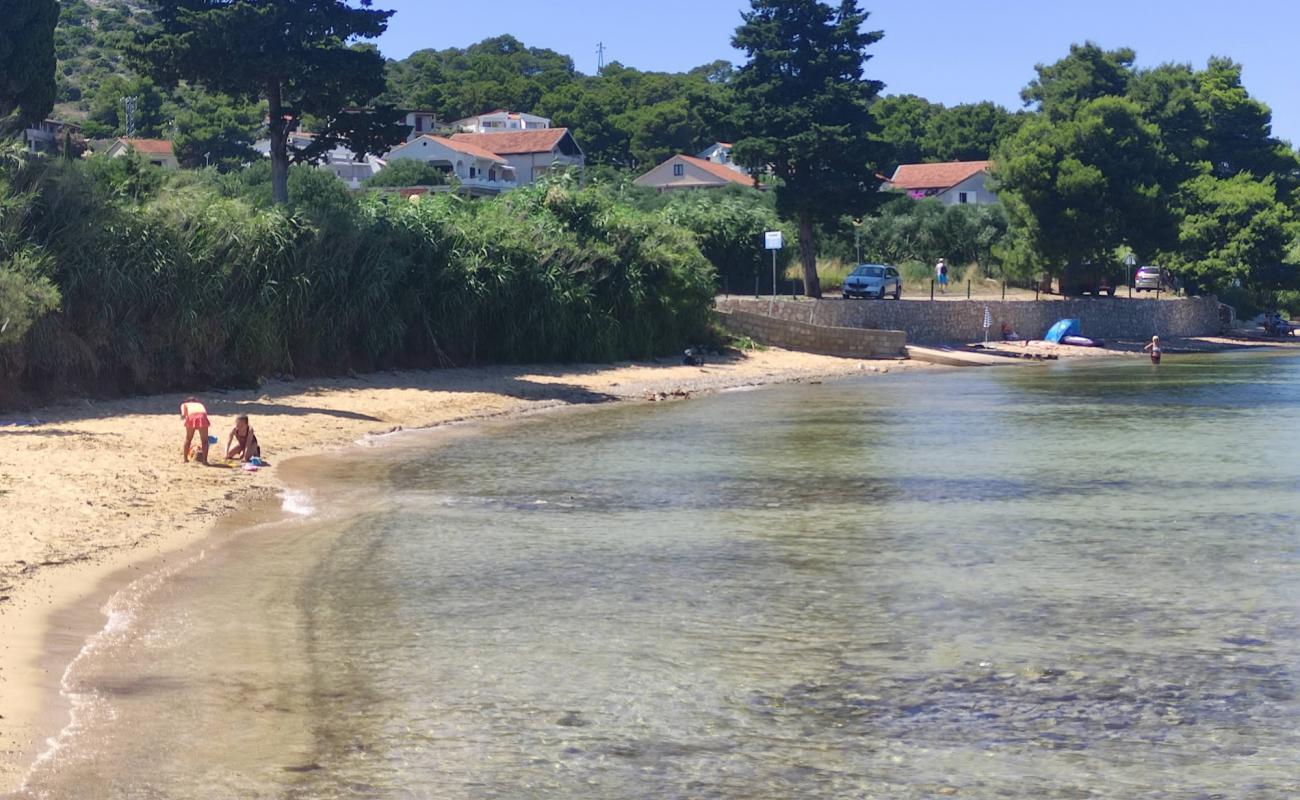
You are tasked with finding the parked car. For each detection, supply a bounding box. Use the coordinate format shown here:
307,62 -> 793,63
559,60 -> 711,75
842,264 -> 902,300
1134,265 -> 1178,293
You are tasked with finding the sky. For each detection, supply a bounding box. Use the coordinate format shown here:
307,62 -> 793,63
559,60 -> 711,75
373,0 -> 1300,145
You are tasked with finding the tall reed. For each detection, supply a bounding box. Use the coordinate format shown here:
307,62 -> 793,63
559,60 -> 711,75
0,157 -> 717,406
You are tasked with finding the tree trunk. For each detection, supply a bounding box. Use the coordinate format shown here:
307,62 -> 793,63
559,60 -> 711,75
797,212 -> 822,298
267,81 -> 289,205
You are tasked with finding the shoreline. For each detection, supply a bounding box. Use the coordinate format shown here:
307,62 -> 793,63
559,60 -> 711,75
0,348 -> 918,792
4,337 -> 1299,792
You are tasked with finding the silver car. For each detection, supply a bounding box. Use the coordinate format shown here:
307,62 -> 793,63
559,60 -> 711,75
842,264 -> 902,300
1134,265 -> 1177,292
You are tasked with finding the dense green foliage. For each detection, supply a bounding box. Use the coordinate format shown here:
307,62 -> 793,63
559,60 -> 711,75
52,0 -> 152,106
0,153 -> 717,406
995,43 -> 1300,292
131,0 -> 408,202
996,96 -> 1176,279
730,0 -> 887,297
0,0 -> 59,131
654,186 -> 792,294
870,95 -> 1023,170
383,35 -> 737,169
858,197 -> 1009,276
362,159 -> 449,188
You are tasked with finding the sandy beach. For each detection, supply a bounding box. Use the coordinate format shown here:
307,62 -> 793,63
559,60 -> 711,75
0,348 -> 923,792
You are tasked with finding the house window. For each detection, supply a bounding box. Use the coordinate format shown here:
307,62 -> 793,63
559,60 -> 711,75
673,163 -> 684,177
489,168 -> 496,181
958,192 -> 972,204
469,166 -> 477,179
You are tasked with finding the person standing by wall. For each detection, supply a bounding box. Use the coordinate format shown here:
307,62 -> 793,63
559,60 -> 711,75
936,258 -> 949,294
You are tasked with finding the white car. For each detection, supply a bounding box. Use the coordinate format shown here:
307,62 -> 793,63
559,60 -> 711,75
842,264 -> 902,300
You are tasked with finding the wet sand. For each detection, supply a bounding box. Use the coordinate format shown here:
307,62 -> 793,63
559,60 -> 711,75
0,349 -> 919,792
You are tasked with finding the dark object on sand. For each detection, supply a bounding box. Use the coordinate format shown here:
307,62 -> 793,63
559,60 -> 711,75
1061,335 -> 1105,348
683,348 -> 704,366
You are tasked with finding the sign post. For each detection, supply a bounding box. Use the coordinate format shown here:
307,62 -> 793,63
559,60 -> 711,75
764,231 -> 784,299
1124,252 -> 1137,299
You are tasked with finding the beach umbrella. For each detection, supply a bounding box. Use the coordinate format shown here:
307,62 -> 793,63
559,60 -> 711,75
1044,318 -> 1081,343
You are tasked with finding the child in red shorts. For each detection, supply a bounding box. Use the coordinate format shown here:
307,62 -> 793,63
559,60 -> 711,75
180,397 -> 211,463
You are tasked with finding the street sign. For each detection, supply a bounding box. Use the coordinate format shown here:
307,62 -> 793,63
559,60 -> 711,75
764,231 -> 784,250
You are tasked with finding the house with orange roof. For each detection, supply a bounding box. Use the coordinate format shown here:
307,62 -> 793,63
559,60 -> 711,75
383,135 -> 518,195
105,138 -> 179,170
449,129 -> 584,184
881,160 -> 995,205
633,154 -> 756,193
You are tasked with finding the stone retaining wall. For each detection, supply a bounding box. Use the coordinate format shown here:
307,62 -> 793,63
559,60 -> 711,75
716,296 -> 1222,345
717,309 -> 907,359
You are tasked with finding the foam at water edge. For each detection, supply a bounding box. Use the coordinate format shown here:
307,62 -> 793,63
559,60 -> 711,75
19,551 -> 207,794
280,489 -> 316,517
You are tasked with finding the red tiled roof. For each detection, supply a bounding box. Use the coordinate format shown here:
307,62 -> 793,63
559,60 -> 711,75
408,135 -> 509,164
450,128 -> 574,155
886,160 -> 990,191
119,138 -> 174,156
678,155 -> 753,186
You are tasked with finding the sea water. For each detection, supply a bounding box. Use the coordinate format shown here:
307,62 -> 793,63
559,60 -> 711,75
16,352 -> 1300,799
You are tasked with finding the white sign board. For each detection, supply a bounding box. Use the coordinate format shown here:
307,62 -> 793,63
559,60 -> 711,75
764,231 -> 784,250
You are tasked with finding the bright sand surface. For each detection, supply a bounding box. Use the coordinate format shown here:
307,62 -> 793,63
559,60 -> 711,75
0,349 -> 923,792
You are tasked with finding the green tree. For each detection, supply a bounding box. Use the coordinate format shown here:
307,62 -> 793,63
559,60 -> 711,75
921,102 -> 1022,162
1194,58 -> 1299,188
871,94 -> 938,169
994,96 -> 1176,281
81,74 -> 170,138
1022,42 -> 1135,121
131,0 -> 407,203
384,35 -> 577,122
1166,173 -> 1296,292
0,0 -> 59,132
172,88 -> 261,170
731,0 -> 887,298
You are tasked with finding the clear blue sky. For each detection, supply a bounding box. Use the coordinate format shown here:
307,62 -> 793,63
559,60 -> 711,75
374,0 -> 1300,145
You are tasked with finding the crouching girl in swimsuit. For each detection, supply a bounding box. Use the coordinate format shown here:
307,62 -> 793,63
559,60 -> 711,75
226,414 -> 261,463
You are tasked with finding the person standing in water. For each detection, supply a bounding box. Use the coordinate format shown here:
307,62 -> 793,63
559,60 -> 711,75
180,396 -> 211,463
1143,335 -> 1162,364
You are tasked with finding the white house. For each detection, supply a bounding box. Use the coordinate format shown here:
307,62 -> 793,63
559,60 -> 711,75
384,135 -> 518,194
399,109 -> 438,140
105,138 -> 179,169
881,160 -> 995,205
449,129 -> 583,184
23,119 -> 82,155
452,110 -> 552,133
634,154 -> 755,192
695,142 -> 746,173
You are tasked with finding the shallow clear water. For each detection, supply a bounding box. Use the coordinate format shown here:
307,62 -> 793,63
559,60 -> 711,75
19,353 -> 1300,799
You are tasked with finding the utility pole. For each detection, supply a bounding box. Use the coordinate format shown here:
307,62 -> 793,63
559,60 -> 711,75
123,96 -> 138,139
596,41 -> 606,74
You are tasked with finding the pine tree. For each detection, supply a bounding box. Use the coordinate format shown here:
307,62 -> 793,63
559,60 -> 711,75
0,0 -> 59,133
130,0 -> 407,203
731,0 -> 887,297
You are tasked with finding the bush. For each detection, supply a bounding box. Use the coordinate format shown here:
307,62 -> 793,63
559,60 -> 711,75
0,156 -> 717,405
363,159 -> 450,188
